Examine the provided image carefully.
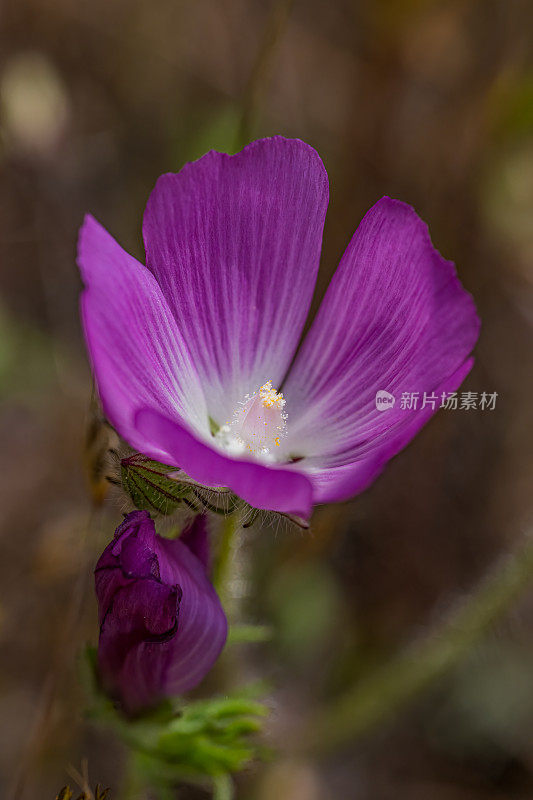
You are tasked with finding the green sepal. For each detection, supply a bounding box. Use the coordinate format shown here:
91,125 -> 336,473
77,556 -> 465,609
119,452 -> 310,528
121,454 -> 192,515
120,453 -> 243,517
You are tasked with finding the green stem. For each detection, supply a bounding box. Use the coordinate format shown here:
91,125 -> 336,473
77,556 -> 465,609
304,535 -> 533,754
213,513 -> 240,601
212,773 -> 234,800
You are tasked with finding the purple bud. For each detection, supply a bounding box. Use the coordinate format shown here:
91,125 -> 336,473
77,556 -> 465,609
95,510 -> 227,714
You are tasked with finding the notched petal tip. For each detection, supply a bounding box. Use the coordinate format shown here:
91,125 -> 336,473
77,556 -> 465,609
373,195 -> 481,335
159,134 -> 329,182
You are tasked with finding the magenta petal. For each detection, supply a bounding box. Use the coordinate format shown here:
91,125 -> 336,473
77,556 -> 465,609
180,514 -> 211,574
78,214 -> 208,461
135,408 -> 313,517
156,533 -> 226,695
283,198 -> 480,501
142,136 -> 329,423
306,358 -> 475,503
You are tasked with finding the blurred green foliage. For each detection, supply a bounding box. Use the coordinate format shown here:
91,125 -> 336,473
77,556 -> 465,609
267,561 -> 342,662
0,303 -> 59,398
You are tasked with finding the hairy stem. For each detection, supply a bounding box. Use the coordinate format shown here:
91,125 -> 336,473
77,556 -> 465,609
304,535 -> 533,753
213,513 -> 240,605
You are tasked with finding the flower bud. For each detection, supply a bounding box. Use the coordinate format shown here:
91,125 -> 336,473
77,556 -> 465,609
95,511 -> 227,714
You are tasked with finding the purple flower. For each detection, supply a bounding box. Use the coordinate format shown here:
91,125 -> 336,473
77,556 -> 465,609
78,137 -> 480,519
95,511 -> 227,714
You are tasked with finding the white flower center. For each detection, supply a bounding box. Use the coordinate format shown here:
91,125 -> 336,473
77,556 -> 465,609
215,380 -> 287,463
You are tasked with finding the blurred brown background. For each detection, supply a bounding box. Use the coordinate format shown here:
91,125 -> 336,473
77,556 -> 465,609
1,0 -> 533,798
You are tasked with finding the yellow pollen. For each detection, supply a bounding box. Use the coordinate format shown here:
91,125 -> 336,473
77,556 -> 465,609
259,380 -> 286,410
215,380 -> 287,461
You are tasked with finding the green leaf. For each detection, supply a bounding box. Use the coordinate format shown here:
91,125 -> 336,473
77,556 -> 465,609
151,695 -> 269,777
